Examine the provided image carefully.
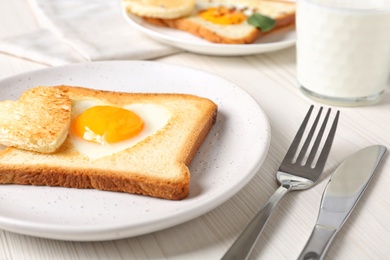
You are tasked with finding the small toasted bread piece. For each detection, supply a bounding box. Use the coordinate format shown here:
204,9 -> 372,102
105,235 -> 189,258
0,86 -> 71,153
0,86 -> 217,200
123,0 -> 195,19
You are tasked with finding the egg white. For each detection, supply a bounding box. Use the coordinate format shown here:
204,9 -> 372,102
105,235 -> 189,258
69,98 -> 171,160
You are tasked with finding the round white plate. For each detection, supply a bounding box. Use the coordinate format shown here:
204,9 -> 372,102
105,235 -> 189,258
0,61 -> 270,241
123,11 -> 296,56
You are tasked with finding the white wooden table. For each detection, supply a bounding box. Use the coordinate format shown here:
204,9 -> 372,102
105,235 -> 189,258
1,1 -> 389,259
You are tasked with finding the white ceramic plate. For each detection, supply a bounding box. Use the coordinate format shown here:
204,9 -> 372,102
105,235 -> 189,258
123,11 -> 296,56
0,61 -> 270,241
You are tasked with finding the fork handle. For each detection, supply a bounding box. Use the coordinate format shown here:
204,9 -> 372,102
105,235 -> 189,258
221,184 -> 292,260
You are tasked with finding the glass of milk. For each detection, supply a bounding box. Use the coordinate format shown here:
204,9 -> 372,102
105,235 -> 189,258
296,0 -> 390,106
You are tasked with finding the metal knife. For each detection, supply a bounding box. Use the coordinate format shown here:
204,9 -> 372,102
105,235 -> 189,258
298,145 -> 387,260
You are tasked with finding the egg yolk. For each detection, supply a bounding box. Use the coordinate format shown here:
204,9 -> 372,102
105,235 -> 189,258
199,6 -> 247,25
72,106 -> 144,144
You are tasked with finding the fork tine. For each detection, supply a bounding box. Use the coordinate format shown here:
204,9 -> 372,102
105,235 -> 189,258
305,108 -> 331,166
296,107 -> 323,163
314,109 -> 340,172
283,105 -> 314,162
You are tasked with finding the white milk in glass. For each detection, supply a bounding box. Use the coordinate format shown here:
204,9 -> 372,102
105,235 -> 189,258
296,0 -> 390,106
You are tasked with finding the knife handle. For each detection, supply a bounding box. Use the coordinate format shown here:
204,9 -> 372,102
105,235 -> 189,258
298,224 -> 337,260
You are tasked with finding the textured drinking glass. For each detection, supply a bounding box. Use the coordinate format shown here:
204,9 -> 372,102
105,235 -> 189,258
296,0 -> 390,106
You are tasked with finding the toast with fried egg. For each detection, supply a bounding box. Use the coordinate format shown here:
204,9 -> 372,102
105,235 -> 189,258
0,86 -> 218,200
123,0 -> 296,44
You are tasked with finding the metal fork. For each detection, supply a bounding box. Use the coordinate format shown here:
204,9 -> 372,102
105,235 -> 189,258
222,105 -> 340,260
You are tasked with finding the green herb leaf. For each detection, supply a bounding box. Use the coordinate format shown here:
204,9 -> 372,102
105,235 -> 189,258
247,13 -> 276,32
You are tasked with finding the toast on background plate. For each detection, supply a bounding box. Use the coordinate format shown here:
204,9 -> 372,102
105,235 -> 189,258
122,0 -> 296,44
123,0 -> 196,19
0,86 -> 218,200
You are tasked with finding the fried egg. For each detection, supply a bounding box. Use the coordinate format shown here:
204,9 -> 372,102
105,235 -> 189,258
199,6 -> 246,25
70,98 -> 171,160
196,0 -> 258,25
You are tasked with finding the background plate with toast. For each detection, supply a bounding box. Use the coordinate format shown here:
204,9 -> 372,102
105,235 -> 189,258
0,61 -> 270,241
123,12 -> 296,56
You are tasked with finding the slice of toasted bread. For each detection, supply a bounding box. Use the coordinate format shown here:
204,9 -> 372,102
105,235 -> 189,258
0,86 -> 71,153
130,0 -> 296,44
0,86 -> 217,200
123,0 -> 195,19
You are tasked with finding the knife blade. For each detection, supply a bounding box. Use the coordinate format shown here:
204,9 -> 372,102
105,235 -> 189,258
298,145 -> 387,260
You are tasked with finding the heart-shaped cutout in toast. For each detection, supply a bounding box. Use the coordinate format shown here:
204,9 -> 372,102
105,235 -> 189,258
0,86 -> 71,153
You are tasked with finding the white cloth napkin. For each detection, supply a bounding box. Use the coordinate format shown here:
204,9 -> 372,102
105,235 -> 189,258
0,0 -> 181,66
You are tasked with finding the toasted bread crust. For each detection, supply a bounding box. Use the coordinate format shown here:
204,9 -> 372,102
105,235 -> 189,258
0,86 -> 218,200
0,163 -> 189,200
